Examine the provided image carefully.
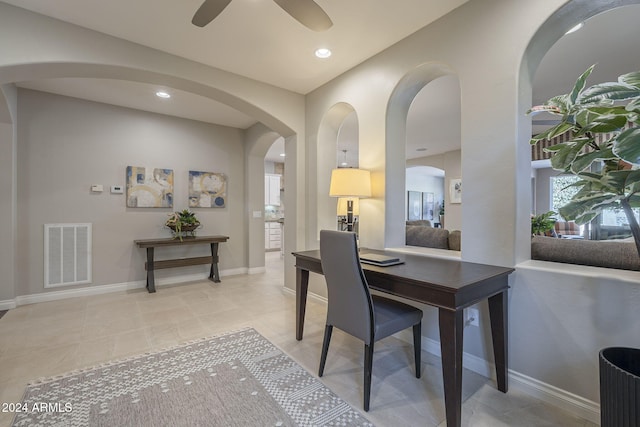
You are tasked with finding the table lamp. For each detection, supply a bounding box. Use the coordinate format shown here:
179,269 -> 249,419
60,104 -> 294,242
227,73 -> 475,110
329,168 -> 371,232
337,197 -> 360,231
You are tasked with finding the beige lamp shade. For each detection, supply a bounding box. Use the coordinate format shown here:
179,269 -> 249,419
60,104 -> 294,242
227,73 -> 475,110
329,168 -> 371,198
337,197 -> 360,216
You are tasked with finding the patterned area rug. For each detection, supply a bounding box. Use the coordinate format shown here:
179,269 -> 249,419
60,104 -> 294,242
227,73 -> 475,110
12,328 -> 373,426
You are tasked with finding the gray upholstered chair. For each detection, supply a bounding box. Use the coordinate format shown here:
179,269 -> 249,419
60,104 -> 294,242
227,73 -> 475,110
318,230 -> 423,411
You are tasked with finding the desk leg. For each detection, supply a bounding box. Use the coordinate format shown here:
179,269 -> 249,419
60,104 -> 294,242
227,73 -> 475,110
488,289 -> 509,392
209,242 -> 221,283
146,247 -> 156,293
439,308 -> 464,427
296,268 -> 309,341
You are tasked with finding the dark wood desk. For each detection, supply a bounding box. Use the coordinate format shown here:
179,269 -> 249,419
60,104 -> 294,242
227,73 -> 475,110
134,235 -> 229,293
292,249 -> 514,427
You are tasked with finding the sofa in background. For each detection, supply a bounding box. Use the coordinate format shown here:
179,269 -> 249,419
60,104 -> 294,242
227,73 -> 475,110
405,220 -> 461,251
531,235 -> 640,271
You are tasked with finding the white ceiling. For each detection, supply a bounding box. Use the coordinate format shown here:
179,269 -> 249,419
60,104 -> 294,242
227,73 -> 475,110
5,2 -> 640,164
3,0 -> 468,94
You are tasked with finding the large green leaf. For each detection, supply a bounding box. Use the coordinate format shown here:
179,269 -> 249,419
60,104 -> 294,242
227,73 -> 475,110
575,107 -> 629,133
612,127 -> 640,165
624,169 -> 640,194
578,82 -> 640,104
547,94 -> 572,113
546,139 -> 589,171
530,122 -> 573,144
619,71 -> 640,89
626,98 -> 640,113
601,170 -> 637,193
628,194 -> 640,208
559,193 -> 622,222
570,148 -> 616,173
570,65 -> 595,104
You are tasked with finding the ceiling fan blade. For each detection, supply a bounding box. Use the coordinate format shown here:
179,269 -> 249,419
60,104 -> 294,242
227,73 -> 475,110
273,0 -> 333,31
192,0 -> 232,27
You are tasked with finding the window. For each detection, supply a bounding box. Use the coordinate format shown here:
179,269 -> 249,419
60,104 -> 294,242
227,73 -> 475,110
551,175 -> 580,217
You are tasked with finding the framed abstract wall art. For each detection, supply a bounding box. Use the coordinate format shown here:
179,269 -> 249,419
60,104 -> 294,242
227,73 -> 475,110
450,178 -> 462,204
407,191 -> 422,221
422,192 -> 435,221
126,166 -> 174,208
189,171 -> 227,208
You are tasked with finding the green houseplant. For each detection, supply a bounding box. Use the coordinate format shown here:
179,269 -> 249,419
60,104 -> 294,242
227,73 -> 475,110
166,209 -> 200,239
531,211 -> 557,236
528,65 -> 640,255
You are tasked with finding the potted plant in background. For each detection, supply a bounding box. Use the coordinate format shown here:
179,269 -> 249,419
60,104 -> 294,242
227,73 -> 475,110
531,211 -> 557,236
166,209 -> 200,240
528,65 -> 640,427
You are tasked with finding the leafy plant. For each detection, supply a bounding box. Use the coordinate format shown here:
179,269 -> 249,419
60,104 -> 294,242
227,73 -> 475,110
531,211 -> 557,236
528,65 -> 640,255
166,209 -> 200,239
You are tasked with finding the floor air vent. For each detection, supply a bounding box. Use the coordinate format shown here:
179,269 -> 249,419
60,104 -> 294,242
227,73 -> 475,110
44,223 -> 92,288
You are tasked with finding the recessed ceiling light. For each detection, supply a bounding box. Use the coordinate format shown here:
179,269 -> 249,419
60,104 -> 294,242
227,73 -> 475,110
565,22 -> 584,35
315,48 -> 332,59
155,91 -> 171,99
279,153 -> 286,157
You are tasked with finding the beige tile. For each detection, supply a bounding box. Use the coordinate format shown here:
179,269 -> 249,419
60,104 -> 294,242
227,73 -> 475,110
0,343 -> 80,384
112,329 -> 152,359
82,312 -> 145,338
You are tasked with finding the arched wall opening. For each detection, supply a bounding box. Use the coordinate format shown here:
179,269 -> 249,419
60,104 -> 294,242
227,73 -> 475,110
316,102 -> 359,238
0,59 -> 301,295
245,124 -> 283,272
385,62 -> 459,248
0,63 -> 296,138
517,0 -> 640,262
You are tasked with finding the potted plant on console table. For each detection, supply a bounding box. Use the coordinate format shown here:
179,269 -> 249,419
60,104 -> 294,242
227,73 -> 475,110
166,209 -> 200,240
528,65 -> 640,427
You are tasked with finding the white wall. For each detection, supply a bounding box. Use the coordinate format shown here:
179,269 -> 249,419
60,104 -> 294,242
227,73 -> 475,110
15,89 -> 246,296
0,84 -> 17,303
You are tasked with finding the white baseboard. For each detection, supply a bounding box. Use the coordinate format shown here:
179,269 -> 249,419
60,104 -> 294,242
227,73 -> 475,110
282,286 -> 328,304
508,370 -> 599,424
0,299 -> 17,310
247,266 -> 266,274
10,268 -> 244,307
410,334 -> 600,424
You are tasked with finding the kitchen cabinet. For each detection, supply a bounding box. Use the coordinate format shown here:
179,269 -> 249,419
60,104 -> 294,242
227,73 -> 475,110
265,221 -> 281,250
265,174 -> 281,206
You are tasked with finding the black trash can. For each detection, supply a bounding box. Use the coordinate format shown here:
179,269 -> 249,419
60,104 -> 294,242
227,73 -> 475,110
600,347 -> 640,427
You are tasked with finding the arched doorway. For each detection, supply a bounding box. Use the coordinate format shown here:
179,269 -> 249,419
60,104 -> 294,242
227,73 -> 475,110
386,63 -> 461,248
315,103 -> 360,238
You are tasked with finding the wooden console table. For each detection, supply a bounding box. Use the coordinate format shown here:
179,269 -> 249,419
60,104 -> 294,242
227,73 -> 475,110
134,235 -> 229,293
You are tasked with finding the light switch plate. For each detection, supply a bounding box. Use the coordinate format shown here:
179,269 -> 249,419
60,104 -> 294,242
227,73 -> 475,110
90,184 -> 103,193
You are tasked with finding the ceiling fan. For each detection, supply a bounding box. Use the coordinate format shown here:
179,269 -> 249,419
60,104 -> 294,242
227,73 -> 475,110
192,0 -> 333,32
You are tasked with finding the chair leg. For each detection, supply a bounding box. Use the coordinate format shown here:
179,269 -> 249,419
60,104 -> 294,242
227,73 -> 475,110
363,342 -> 374,412
413,322 -> 422,378
318,325 -> 333,377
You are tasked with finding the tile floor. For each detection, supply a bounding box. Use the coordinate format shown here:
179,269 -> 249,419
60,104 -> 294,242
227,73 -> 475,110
0,252 -> 597,426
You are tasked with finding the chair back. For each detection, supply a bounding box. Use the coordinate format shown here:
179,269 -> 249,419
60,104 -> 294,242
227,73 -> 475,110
319,230 -> 374,343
